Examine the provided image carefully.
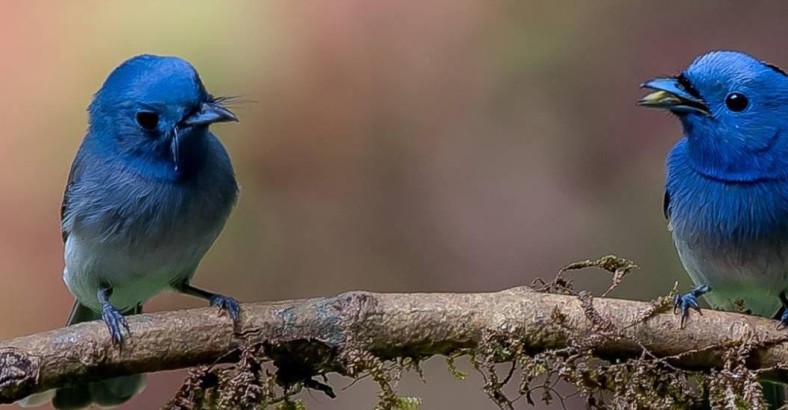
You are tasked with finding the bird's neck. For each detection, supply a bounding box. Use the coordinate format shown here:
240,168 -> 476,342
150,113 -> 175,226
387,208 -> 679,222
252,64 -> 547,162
682,122 -> 788,182
171,130 -> 210,179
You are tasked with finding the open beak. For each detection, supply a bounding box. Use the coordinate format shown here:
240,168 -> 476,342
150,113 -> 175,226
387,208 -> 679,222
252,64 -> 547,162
181,102 -> 238,127
638,77 -> 709,115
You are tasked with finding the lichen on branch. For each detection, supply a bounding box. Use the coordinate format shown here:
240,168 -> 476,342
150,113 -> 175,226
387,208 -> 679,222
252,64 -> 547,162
1,256 -> 788,409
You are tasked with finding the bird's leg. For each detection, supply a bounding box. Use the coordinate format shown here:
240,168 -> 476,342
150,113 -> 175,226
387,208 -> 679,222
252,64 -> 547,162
97,285 -> 130,345
777,291 -> 788,330
674,284 -> 711,328
172,280 -> 240,322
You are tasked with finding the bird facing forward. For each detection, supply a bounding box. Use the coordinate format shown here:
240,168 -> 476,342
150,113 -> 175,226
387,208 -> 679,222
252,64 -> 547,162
639,50 -> 788,407
21,54 -> 241,409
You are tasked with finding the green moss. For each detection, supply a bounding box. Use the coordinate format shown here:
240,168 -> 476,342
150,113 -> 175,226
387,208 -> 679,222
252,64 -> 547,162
163,255 -> 774,409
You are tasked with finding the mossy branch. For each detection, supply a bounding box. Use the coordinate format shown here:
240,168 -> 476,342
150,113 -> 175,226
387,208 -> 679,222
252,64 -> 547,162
2,284 -> 788,406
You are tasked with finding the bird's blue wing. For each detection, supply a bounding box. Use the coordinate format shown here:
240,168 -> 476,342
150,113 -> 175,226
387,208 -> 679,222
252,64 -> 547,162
60,150 -> 85,243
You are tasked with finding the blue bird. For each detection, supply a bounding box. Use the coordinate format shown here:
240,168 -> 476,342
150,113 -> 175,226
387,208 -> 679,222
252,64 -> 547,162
19,54 -> 240,409
639,50 -> 788,407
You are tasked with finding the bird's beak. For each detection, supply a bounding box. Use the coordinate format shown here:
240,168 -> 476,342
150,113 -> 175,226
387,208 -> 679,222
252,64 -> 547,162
181,102 -> 238,127
171,103 -> 237,172
638,77 -> 710,115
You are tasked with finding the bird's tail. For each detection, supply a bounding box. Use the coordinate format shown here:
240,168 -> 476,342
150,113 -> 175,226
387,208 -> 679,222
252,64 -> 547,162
19,302 -> 147,409
694,380 -> 784,410
762,380 -> 786,409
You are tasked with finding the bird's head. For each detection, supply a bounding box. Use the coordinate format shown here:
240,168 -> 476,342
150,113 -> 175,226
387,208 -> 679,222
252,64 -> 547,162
87,54 -> 237,179
639,50 -> 788,181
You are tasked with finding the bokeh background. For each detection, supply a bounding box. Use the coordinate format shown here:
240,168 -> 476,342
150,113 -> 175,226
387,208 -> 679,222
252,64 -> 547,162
1,1 -> 786,409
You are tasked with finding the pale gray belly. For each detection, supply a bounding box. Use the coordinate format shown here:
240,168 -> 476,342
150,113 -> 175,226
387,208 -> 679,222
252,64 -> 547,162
63,228 -> 219,312
673,234 -> 788,317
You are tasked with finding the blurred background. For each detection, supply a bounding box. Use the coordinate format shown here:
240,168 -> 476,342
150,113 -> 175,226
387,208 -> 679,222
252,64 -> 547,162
1,1 -> 786,409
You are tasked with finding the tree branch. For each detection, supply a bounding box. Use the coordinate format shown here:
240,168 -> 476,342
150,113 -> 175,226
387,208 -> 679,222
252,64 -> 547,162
2,286 -> 788,404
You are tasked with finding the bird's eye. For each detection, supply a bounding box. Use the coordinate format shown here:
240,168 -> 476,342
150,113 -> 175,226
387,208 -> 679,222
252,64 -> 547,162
725,93 -> 749,112
135,111 -> 159,131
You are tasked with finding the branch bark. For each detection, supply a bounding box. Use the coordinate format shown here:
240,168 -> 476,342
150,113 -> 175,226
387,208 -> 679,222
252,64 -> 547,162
2,286 -> 788,404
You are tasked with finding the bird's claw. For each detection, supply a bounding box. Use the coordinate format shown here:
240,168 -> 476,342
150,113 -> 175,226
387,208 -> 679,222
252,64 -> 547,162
777,292 -> 788,330
101,303 -> 130,345
674,284 -> 710,328
777,311 -> 788,331
209,294 -> 241,323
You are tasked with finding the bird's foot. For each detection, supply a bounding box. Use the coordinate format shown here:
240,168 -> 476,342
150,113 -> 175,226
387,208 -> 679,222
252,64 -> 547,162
101,302 -> 130,345
172,281 -> 241,323
674,284 -> 710,328
209,294 -> 241,322
777,292 -> 788,330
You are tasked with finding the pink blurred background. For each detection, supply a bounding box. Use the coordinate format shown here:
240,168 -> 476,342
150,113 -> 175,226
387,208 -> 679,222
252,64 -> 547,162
2,1 -> 787,409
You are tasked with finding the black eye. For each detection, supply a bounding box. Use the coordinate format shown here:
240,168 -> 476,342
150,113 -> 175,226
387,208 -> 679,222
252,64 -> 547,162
135,111 -> 159,131
725,93 -> 749,112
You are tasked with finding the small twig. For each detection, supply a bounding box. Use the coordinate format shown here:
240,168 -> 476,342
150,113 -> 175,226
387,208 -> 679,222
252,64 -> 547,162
3,286 -> 788,404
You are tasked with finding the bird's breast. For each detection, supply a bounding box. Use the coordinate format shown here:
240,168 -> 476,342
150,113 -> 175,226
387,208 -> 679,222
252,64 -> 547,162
667,144 -> 788,316
62,143 -> 238,310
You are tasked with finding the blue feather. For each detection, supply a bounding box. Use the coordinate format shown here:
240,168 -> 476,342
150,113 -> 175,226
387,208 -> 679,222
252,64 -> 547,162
19,54 -> 241,410
642,50 -> 788,407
